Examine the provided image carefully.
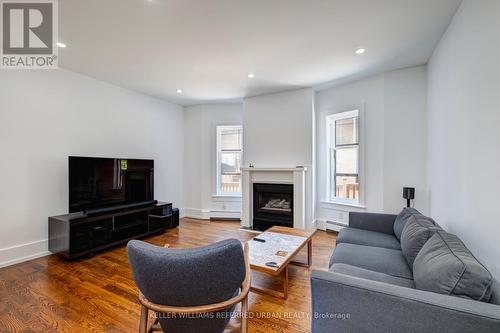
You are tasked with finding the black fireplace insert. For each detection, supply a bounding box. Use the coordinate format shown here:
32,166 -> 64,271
253,183 -> 293,231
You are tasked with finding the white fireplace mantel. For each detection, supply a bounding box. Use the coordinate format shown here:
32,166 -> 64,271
241,166 -> 308,230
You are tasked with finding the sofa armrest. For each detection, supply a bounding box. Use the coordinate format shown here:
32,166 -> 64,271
348,212 -> 397,235
311,270 -> 500,333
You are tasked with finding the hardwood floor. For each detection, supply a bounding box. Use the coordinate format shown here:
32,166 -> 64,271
0,218 -> 337,333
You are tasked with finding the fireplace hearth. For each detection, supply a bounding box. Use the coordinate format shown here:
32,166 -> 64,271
253,183 -> 293,231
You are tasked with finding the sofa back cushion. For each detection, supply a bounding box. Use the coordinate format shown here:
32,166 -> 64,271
393,208 -> 421,241
400,213 -> 440,269
413,231 -> 493,302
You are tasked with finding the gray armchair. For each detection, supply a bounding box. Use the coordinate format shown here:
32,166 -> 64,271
127,239 -> 250,333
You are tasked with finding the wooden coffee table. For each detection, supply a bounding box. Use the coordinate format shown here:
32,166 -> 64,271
248,226 -> 316,300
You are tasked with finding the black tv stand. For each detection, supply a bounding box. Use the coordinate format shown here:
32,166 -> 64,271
49,201 -> 178,260
83,200 -> 158,217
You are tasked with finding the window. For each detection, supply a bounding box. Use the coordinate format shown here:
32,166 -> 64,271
326,110 -> 360,204
216,125 -> 243,196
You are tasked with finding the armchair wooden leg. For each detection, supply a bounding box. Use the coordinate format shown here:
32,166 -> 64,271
139,305 -> 148,333
241,296 -> 248,333
147,318 -> 161,332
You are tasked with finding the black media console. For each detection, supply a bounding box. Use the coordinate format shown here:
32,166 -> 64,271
48,201 -> 179,260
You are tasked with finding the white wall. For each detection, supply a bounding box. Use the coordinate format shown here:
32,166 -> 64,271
183,103 -> 243,219
243,88 -> 314,167
427,0 -> 500,278
315,66 -> 428,228
384,67 -> 428,213
243,88 -> 315,228
0,69 -> 185,267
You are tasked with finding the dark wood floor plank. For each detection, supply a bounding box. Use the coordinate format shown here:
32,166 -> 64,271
0,218 -> 336,333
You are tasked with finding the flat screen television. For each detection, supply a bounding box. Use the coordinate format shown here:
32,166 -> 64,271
69,156 -> 154,213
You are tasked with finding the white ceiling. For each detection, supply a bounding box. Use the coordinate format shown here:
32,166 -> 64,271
59,0 -> 461,105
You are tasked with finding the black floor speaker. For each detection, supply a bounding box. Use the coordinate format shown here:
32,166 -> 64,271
172,208 -> 179,228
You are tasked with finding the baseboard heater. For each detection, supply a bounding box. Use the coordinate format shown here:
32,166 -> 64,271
325,220 -> 348,231
209,217 -> 241,221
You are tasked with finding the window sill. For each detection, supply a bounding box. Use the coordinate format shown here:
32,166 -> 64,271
212,194 -> 242,201
320,200 -> 366,209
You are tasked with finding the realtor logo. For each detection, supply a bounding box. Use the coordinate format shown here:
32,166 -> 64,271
1,0 -> 58,69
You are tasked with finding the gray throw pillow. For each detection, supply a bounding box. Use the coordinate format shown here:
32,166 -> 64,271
400,213 -> 439,269
413,231 -> 493,302
393,207 -> 421,241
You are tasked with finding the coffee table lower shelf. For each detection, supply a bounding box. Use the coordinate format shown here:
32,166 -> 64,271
250,265 -> 289,300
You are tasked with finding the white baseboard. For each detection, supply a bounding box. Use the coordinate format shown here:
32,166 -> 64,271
182,208 -> 241,220
182,208 -> 210,219
0,239 -> 50,268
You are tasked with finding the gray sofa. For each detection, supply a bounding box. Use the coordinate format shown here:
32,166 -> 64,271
311,209 -> 500,333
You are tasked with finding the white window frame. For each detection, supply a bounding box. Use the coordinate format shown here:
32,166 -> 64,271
326,110 -> 363,206
216,125 -> 243,197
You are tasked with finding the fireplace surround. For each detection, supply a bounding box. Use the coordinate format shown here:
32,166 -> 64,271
253,183 -> 293,231
241,167 -> 308,230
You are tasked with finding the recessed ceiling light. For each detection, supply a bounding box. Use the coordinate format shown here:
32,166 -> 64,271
176,89 -> 183,94
247,73 -> 255,79
355,48 -> 366,55
56,42 -> 67,48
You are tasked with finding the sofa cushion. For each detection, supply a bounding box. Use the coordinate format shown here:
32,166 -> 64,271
393,207 -> 421,240
330,243 -> 412,279
336,228 -> 401,250
413,231 -> 493,302
330,263 -> 415,288
490,279 -> 500,305
400,213 -> 440,269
